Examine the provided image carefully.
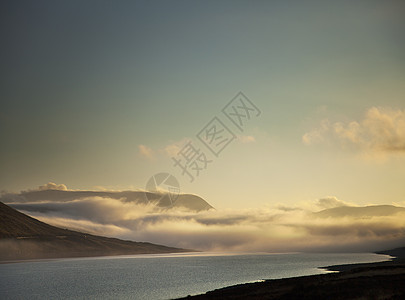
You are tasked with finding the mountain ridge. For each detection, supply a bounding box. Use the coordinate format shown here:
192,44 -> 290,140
314,204 -> 405,218
1,189 -> 214,212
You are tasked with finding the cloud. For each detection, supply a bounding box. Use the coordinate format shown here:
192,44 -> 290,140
38,182 -> 68,191
5,188 -> 405,253
237,135 -> 256,143
163,138 -> 189,157
303,107 -> 405,158
28,214 -> 132,236
137,139 -> 191,160
316,196 -> 355,210
302,119 -> 330,145
138,144 -> 154,160
275,205 -> 303,212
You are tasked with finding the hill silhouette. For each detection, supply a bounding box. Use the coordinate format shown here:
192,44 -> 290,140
1,189 -> 214,212
0,202 -> 191,261
314,205 -> 405,218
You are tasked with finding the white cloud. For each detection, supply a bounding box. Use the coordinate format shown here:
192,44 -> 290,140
31,214 -> 132,236
302,119 -> 330,145
137,139 -> 191,160
303,107 -> 405,158
138,144 -> 154,160
163,138 -> 189,157
237,135 -> 256,143
38,182 -> 68,191
316,196 -> 356,209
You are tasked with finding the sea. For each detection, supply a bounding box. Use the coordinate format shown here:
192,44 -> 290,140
0,252 -> 391,300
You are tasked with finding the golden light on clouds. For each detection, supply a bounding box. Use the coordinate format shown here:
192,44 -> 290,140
303,107 -> 405,159
3,189 -> 405,253
138,144 -> 155,160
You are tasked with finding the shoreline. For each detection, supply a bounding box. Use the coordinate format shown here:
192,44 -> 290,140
321,247 -> 405,272
176,247 -> 405,299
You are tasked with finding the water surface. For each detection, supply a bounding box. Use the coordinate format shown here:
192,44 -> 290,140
0,252 -> 391,300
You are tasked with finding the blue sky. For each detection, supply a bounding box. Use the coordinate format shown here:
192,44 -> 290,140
1,0 -> 404,209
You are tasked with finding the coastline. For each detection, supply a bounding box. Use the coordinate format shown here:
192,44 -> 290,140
176,247 -> 405,300
321,247 -> 405,272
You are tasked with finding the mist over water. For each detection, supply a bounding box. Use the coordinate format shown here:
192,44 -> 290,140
0,252 -> 391,300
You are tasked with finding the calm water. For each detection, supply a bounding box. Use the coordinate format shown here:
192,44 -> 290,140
0,252 -> 391,300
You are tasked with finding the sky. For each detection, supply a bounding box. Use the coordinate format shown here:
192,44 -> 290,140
1,0 -> 405,211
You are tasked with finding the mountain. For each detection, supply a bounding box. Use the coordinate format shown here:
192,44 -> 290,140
1,189 -> 214,212
0,202 -> 192,261
314,205 -> 405,218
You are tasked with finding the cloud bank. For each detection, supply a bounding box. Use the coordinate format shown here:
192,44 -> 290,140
3,187 -> 405,253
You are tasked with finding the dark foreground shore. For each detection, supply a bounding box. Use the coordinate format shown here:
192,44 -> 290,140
177,247 -> 405,300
